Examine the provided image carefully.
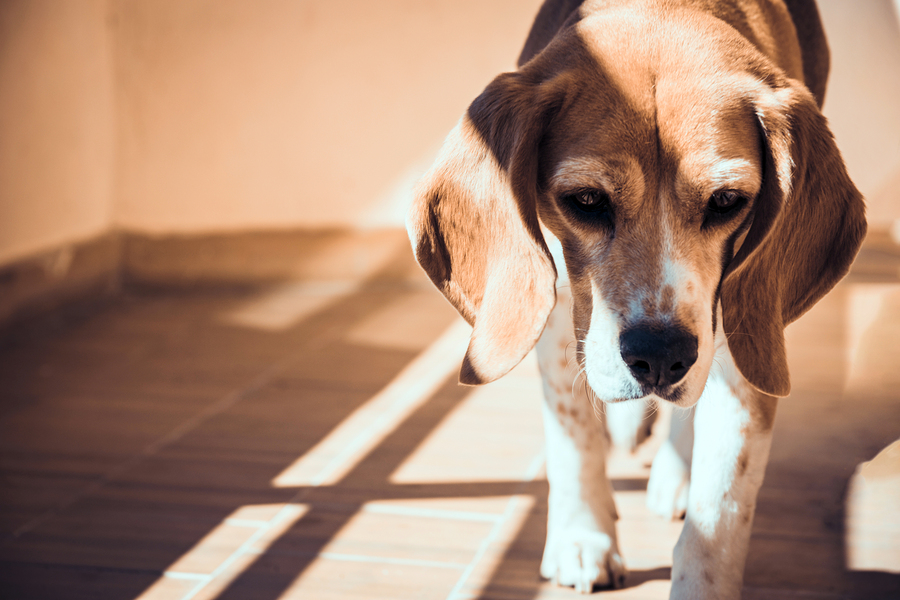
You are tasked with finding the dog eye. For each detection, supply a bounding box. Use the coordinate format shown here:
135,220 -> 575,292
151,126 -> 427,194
565,189 -> 611,214
707,190 -> 745,214
561,188 -> 614,229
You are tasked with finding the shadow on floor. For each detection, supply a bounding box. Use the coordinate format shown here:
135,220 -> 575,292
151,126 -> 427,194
1,230 -> 899,600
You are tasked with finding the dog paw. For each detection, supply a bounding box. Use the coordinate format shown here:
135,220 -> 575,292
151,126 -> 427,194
646,440 -> 690,519
541,530 -> 627,593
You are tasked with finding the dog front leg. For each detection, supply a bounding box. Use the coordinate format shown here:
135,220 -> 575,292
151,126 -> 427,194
536,288 -> 626,592
670,338 -> 777,600
647,403 -> 693,519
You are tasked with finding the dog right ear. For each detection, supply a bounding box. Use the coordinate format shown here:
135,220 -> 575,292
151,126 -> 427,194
721,80 -> 866,397
407,70 -> 567,385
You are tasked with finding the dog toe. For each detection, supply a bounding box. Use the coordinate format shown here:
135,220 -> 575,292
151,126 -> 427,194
541,530 -> 627,593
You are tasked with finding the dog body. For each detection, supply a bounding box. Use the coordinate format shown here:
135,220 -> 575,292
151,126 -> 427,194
408,0 -> 865,597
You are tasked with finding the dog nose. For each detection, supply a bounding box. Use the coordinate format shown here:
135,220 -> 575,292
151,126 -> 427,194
619,325 -> 698,387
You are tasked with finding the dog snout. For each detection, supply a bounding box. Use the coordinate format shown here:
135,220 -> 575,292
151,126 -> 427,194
619,325 -> 698,388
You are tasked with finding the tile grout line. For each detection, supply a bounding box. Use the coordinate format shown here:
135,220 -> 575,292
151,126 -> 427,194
274,317 -> 471,488
164,319 -> 471,599
444,495 -> 530,600
162,572 -> 209,582
176,502 -> 309,600
174,504 -> 497,600
6,277 -> 393,543
362,503 -> 502,523
154,317 -> 473,599
175,317 -> 512,599
444,449 -> 547,600
314,552 -> 469,570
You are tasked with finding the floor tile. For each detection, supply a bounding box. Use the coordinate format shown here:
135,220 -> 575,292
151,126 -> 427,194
1,231 -> 899,600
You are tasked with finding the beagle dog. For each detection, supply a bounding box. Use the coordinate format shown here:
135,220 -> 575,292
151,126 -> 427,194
407,0 -> 866,597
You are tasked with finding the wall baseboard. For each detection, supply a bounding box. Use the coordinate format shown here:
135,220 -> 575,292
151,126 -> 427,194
7,223 -> 892,340
848,227 -> 900,284
0,233 -> 122,333
122,228 -> 415,287
0,227 -> 419,337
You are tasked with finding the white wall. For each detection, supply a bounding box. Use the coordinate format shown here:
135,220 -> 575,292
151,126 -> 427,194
111,0 -> 544,233
0,0 -> 543,264
0,0 -> 116,264
0,0 -> 897,266
818,0 -> 900,229
111,0 -> 896,234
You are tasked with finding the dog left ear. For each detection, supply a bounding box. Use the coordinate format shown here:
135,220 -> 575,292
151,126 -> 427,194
407,68 -> 569,385
721,81 -> 866,397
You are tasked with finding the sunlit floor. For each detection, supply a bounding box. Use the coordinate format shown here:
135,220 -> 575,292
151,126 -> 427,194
1,229 -> 899,600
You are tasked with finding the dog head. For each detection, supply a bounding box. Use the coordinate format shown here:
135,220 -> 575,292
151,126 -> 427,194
407,8 -> 865,405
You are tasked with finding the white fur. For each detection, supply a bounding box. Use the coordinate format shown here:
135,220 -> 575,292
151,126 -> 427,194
539,261 -> 776,597
704,157 -> 760,191
583,280 -> 644,403
673,315 -> 775,599
536,284 -> 627,592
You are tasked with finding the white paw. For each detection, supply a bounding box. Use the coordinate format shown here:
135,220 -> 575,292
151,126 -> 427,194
541,530 -> 627,593
646,440 -> 690,519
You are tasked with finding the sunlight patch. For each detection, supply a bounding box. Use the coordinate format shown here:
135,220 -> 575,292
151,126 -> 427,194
135,503 -> 308,600
221,280 -> 358,331
272,318 -> 470,487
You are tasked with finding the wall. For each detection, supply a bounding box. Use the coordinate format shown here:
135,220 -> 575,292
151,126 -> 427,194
819,0 -> 900,229
0,0 -> 898,268
0,0 -> 543,263
109,0 -> 899,234
0,0 -> 116,265
111,0 -> 544,233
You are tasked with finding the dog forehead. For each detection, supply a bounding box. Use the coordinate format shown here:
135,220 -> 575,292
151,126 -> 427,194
541,13 -> 764,189
657,84 -> 764,197
543,88 -> 761,204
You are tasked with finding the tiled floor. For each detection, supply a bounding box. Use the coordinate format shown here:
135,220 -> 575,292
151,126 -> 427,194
1,229 -> 899,599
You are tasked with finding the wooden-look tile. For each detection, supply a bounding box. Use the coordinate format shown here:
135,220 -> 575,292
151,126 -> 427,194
367,495 -> 521,519
346,288 -> 459,352
389,358 -> 545,485
267,503 -> 496,566
0,470 -> 99,536
1,232 -> 899,600
614,494 -> 683,569
248,555 -> 465,600
133,574 -> 200,600
0,560 -> 162,600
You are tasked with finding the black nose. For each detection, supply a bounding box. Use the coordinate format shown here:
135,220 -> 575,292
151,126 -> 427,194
619,325 -> 698,387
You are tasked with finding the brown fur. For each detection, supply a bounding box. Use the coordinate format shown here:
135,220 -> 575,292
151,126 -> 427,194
407,0 -> 865,396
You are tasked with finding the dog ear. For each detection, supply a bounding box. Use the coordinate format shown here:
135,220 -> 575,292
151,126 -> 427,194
407,70 -> 567,385
721,82 -> 866,397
